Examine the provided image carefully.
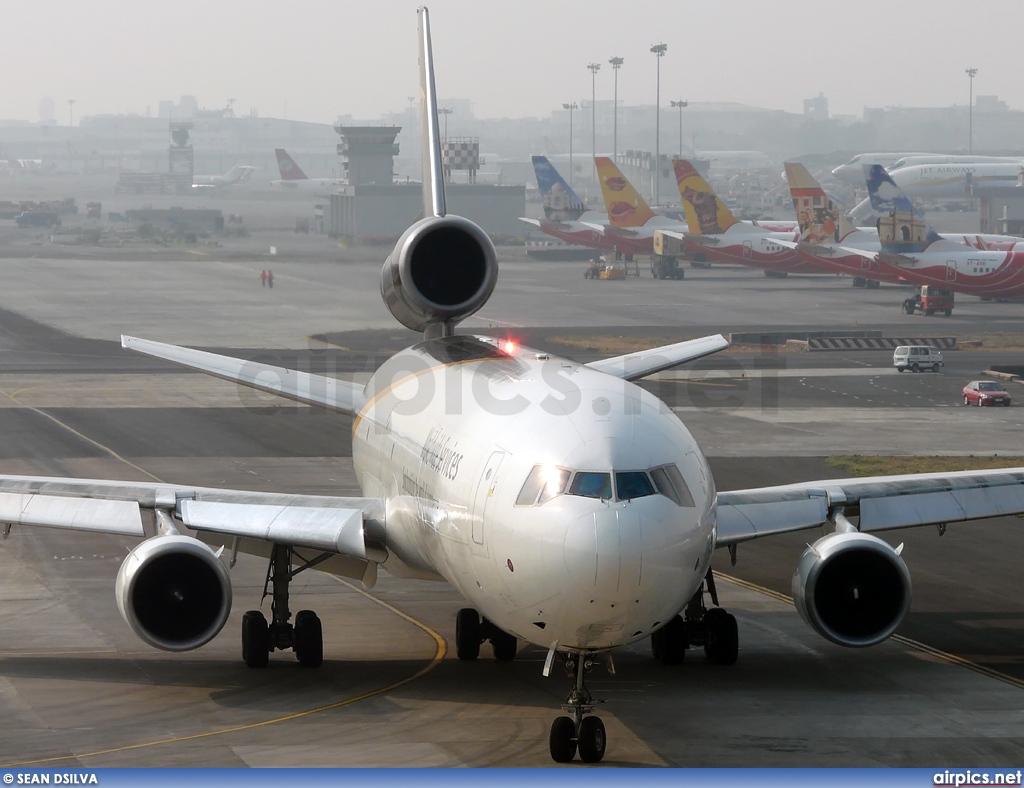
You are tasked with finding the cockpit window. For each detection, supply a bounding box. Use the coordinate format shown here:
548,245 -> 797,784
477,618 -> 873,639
568,472 -> 612,500
650,464 -> 695,507
615,471 -> 655,500
516,465 -> 571,506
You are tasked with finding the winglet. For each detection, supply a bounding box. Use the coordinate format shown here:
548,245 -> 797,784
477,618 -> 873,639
418,7 -> 446,218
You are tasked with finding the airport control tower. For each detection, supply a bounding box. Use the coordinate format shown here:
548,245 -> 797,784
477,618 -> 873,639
334,126 -> 400,185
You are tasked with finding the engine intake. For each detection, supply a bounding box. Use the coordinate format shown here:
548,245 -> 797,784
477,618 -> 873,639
116,534 -> 232,652
792,531 -> 911,648
381,215 -> 498,333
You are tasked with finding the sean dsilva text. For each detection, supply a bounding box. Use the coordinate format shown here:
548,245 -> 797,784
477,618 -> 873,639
6,775 -> 98,785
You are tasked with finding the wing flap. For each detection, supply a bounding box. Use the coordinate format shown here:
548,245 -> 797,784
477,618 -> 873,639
122,335 -> 365,417
180,500 -> 380,560
587,334 -> 730,381
0,492 -> 143,535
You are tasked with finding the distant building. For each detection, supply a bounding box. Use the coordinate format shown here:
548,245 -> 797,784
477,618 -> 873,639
803,93 -> 829,121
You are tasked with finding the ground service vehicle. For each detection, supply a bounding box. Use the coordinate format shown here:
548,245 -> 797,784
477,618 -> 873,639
903,285 -> 954,316
963,380 -> 1012,406
893,345 -> 944,373
14,211 -> 60,228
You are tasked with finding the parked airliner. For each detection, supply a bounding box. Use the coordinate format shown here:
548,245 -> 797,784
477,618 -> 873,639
271,149 -> 344,192
2,8 -> 1024,765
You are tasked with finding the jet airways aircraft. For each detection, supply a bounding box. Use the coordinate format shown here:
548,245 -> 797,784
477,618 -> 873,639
887,160 -> 1024,198
840,165 -> 1024,300
191,165 -> 256,189
271,148 -> 344,192
4,8 -> 1024,766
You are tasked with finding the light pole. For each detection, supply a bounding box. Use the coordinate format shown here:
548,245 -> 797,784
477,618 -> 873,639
609,56 -> 623,162
563,102 -> 578,188
965,67 -> 978,153
671,99 -> 688,158
438,107 -> 453,140
68,99 -> 75,128
588,62 -> 600,180
650,43 -> 667,205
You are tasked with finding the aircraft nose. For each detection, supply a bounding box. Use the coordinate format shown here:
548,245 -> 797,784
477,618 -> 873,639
563,507 -> 643,597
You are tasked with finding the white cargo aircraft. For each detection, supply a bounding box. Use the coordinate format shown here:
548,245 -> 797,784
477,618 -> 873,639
191,164 -> 256,189
3,7 -> 1024,765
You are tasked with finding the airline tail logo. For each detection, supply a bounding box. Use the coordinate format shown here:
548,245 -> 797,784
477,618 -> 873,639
673,160 -> 740,235
785,162 -> 845,243
595,157 -> 656,227
531,156 -> 585,222
865,164 -> 942,249
274,149 -> 308,181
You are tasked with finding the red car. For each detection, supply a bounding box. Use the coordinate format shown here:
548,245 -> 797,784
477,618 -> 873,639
962,380 -> 1012,407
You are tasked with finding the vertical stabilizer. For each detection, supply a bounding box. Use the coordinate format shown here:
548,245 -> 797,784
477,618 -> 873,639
594,157 -> 657,227
672,160 -> 740,234
418,6 -> 446,218
274,149 -> 308,181
865,164 -> 948,252
784,162 -> 856,243
532,156 -> 586,221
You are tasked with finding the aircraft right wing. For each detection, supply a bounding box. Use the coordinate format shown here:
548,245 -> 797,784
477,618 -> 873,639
122,335 -> 366,417
716,468 -> 1024,547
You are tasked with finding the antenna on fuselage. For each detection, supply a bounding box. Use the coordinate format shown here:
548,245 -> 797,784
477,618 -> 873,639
418,6 -> 446,219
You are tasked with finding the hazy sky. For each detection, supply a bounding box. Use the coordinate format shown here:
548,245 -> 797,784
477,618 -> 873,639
4,1 -> 1023,125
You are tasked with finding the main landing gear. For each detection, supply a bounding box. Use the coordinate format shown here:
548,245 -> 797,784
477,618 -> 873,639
242,544 -> 325,668
651,569 -> 739,666
454,608 -> 518,661
549,651 -> 607,763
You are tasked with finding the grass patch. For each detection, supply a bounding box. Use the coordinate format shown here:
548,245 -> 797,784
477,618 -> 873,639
826,455 -> 1024,477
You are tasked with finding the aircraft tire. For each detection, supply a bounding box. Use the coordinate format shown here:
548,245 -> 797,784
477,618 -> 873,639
455,608 -> 481,661
491,629 -> 517,661
654,615 -> 687,665
242,610 -> 270,668
294,610 -> 323,668
549,716 -> 577,763
704,608 -> 738,665
577,716 -> 607,763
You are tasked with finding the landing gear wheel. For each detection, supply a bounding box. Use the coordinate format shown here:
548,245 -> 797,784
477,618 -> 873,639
703,608 -> 738,665
242,610 -> 270,668
491,629 -> 517,662
455,608 -> 481,661
651,615 -> 687,665
549,716 -> 577,763
294,610 -> 323,667
577,716 -> 607,763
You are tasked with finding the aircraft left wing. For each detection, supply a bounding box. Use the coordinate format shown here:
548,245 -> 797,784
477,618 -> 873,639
587,334 -> 730,381
122,335 -> 366,417
716,468 -> 1024,547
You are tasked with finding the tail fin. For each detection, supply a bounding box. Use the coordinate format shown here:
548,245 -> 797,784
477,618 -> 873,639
224,165 -> 255,184
418,7 -> 446,218
865,164 -> 945,252
274,149 -> 308,181
672,159 -> 740,234
532,156 -> 585,221
594,157 -> 657,227
784,162 -> 856,243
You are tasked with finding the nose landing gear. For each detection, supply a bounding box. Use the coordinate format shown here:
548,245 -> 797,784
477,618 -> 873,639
549,652 -> 607,763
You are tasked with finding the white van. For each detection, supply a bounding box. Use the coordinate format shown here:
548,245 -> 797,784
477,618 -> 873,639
893,345 -> 944,373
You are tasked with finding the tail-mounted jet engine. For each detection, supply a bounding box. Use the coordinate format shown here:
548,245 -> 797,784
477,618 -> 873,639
381,215 -> 498,334
116,534 -> 232,651
792,531 -> 911,648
